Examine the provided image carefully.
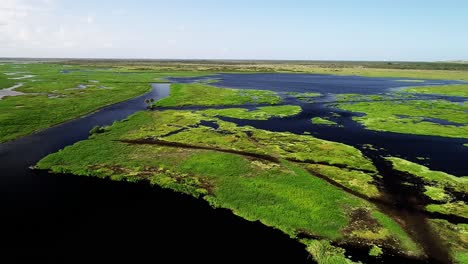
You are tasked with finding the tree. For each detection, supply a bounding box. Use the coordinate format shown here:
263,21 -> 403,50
144,98 -> 154,109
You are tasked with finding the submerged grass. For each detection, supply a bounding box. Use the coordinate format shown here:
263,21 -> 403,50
428,219 -> 468,264
370,211 -> 421,255
386,157 -> 468,193
288,92 -> 322,103
386,157 -> 468,218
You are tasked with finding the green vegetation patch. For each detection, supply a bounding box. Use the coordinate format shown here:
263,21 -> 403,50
124,110 -> 376,172
423,186 -> 452,202
426,202 -> 468,219
311,117 -> 339,126
405,84 -> 468,97
369,211 -> 421,255
59,59 -> 468,80
304,240 -> 357,264
369,245 -> 383,257
154,83 -> 281,107
386,157 -> 468,218
336,100 -> 468,138
386,157 -> 468,194
0,63 -> 212,142
36,109 -> 420,257
306,164 -> 380,199
335,94 -> 389,102
181,153 -> 361,239
287,92 -> 322,102
428,219 -> 468,264
0,75 -> 17,89
200,105 -> 301,120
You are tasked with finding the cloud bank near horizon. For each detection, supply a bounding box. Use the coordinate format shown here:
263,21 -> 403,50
1,0 -> 467,61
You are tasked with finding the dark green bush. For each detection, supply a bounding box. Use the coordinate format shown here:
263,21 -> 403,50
89,125 -> 105,135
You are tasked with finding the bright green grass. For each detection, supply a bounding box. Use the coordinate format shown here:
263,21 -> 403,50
426,203 -> 468,219
335,94 -> 389,102
311,117 -> 339,126
386,157 -> 468,193
180,153 -> 361,239
423,186 -> 452,202
0,63 -> 211,142
0,83 -> 149,142
0,75 -> 17,89
36,109 -> 421,259
405,84 -> 468,97
306,164 -> 380,198
154,83 -> 281,107
200,105 -> 301,120
369,245 -> 383,257
336,100 -> 468,138
304,240 -> 357,264
124,110 -> 376,172
370,211 -> 421,255
325,68 -> 468,81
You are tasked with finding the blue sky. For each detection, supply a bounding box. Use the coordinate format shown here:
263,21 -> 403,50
1,0 -> 467,61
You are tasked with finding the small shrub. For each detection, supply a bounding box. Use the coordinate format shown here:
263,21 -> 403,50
369,245 -> 383,257
89,125 -> 105,135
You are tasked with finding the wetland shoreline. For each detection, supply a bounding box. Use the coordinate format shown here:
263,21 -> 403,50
0,83 -> 313,263
2,71 -> 467,263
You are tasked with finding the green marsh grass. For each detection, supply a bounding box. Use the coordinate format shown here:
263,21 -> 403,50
36,109 -> 421,261
336,100 -> 468,138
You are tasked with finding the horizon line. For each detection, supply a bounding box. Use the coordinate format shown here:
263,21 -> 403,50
1,57 -> 466,63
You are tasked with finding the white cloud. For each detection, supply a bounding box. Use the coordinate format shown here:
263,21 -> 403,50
86,15 -> 94,24
0,0 -> 117,57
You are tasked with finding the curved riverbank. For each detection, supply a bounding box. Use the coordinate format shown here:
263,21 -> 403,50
0,83 -> 313,263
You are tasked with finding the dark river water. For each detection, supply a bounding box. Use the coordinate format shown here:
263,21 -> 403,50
170,74 -> 468,176
0,84 -> 310,263
169,73 -> 465,94
167,73 -> 468,263
1,74 -> 466,263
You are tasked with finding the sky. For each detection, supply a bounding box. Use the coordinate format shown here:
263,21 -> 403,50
1,0 -> 467,61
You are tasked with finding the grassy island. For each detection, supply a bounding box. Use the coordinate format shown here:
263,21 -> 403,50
2,60 -> 467,263
36,109 -> 423,262
335,100 -> 468,138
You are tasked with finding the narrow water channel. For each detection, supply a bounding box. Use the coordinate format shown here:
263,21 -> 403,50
0,83 -> 311,263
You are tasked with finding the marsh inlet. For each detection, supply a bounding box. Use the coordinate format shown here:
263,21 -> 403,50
0,83 -> 312,264
0,83 -> 25,99
169,73 -> 465,94
1,74 -> 467,264
171,73 -> 467,176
